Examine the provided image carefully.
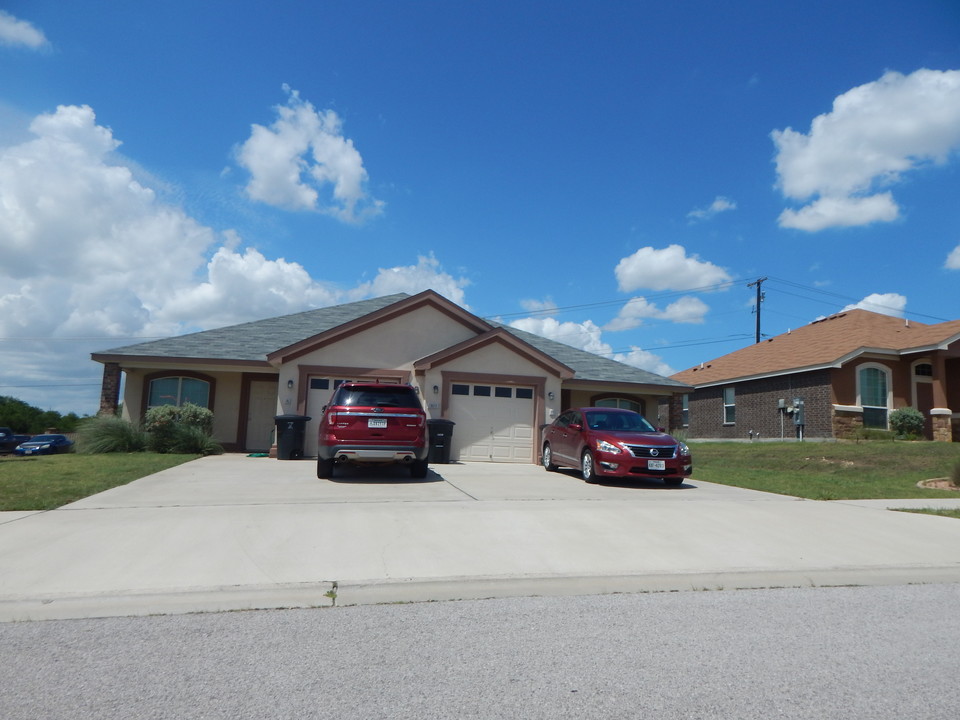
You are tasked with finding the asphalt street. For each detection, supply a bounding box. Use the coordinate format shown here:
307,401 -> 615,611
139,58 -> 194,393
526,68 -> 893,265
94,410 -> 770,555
1,583 -> 958,719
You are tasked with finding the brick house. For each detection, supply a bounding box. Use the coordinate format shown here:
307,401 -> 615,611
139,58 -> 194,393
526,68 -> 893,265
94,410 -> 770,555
659,309 -> 960,442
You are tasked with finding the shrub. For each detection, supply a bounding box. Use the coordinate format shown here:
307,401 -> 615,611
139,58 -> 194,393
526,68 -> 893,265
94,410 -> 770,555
75,415 -> 148,453
889,407 -> 925,439
168,425 -> 223,456
144,403 -> 217,454
851,427 -> 896,442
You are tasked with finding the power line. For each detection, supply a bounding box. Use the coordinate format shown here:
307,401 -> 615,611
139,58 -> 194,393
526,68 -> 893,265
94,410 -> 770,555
764,276 -> 951,322
486,280 -> 745,320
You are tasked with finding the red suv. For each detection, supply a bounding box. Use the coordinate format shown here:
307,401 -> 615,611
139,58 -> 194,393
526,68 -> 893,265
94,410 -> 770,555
317,382 -> 429,479
541,407 -> 692,485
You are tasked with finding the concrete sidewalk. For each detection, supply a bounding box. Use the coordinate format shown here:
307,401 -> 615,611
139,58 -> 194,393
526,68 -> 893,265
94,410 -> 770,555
1,454 -> 959,621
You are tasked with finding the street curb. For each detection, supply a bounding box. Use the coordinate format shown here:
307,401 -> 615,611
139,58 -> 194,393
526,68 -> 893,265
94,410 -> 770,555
3,566 -> 959,622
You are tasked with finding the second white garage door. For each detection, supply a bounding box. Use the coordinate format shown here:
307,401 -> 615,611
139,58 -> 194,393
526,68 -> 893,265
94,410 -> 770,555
448,383 -> 535,463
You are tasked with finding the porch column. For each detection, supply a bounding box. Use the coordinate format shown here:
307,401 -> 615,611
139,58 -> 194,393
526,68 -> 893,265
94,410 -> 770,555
930,408 -> 953,442
98,362 -> 121,416
931,353 -> 949,408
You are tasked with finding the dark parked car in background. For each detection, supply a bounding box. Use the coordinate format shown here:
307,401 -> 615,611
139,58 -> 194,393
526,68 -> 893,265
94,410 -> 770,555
13,434 -> 74,456
0,427 -> 32,454
541,407 -> 692,485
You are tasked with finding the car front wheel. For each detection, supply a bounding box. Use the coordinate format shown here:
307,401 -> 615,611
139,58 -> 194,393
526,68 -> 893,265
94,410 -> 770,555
581,450 -> 598,483
542,444 -> 558,472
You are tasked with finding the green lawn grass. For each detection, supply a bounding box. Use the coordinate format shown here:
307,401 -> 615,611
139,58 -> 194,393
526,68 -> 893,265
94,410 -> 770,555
0,453 -> 198,511
690,440 -> 960,500
894,508 -> 960,519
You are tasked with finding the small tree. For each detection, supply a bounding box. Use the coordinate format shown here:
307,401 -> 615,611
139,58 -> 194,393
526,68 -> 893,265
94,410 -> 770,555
889,407 -> 925,439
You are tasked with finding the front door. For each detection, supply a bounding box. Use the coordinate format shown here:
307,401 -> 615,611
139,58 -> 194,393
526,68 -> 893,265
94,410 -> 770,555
246,380 -> 278,452
916,382 -> 934,440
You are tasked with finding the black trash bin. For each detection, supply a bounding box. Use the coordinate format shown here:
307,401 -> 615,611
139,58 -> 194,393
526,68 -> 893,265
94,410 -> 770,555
274,414 -> 311,460
427,419 -> 456,464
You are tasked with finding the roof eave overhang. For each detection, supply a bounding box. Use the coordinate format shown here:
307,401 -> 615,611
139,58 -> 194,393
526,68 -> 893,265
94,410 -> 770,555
563,378 -> 692,394
91,353 -> 272,370
683,345 -> 911,389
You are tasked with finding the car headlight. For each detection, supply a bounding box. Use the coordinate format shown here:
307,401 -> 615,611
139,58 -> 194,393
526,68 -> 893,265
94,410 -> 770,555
596,439 -> 622,454
677,442 -> 690,455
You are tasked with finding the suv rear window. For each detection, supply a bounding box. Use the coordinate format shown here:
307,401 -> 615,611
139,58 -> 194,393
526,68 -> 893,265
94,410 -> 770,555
331,385 -> 422,408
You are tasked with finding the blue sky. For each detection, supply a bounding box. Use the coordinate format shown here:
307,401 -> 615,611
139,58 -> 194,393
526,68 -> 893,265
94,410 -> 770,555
2,1 -> 960,416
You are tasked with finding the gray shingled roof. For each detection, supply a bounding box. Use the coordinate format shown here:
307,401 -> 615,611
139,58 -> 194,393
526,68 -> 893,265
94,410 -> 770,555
498,324 -> 690,388
93,293 -> 688,388
93,295 -> 408,362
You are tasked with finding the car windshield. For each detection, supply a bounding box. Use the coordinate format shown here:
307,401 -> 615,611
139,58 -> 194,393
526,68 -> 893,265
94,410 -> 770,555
584,411 -> 656,433
338,387 -> 421,408
29,435 -> 61,442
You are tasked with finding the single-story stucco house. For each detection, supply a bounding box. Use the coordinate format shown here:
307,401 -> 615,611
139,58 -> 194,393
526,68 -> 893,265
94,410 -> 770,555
663,309 -> 960,442
92,290 -> 692,462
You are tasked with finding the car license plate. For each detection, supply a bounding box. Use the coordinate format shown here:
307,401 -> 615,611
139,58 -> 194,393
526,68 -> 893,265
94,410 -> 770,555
368,418 -> 388,428
647,459 -> 666,470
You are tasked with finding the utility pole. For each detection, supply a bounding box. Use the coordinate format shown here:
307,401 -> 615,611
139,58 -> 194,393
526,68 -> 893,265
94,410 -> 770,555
747,277 -> 767,343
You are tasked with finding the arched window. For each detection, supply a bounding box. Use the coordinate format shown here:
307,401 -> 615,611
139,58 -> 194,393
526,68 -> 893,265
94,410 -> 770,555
857,364 -> 891,429
148,375 -> 211,409
594,397 -> 644,414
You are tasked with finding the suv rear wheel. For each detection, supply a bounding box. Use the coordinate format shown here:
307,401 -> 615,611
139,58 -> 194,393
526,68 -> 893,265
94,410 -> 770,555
317,457 -> 334,479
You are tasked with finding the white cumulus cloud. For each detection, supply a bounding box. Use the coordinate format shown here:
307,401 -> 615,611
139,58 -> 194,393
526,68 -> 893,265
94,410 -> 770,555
237,86 -> 383,222
605,295 -> 710,331
507,316 -> 675,377
945,244 -> 960,270
773,68 -> 960,231
350,254 -> 470,308
615,245 -> 732,293
0,10 -> 48,49
0,104 -> 466,414
612,347 -> 676,377
519,297 -> 558,315
687,196 -> 736,222
842,293 -> 907,317
508,317 -> 611,357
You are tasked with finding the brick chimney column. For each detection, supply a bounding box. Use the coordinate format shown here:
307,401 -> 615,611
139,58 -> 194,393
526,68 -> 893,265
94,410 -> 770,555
98,362 -> 121,416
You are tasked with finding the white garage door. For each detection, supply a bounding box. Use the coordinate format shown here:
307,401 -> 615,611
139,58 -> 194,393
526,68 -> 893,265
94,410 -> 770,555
448,383 -> 535,463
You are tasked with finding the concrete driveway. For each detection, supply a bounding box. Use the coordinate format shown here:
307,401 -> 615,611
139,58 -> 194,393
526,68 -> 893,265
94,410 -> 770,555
2,454 -> 960,621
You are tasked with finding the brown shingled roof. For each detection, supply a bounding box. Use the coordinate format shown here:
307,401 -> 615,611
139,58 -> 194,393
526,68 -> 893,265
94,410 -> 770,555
672,309 -> 960,387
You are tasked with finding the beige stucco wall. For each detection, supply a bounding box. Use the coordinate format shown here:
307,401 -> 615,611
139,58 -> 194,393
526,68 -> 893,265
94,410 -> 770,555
294,305 -> 478,372
120,365 -> 246,447
293,307 -> 502,456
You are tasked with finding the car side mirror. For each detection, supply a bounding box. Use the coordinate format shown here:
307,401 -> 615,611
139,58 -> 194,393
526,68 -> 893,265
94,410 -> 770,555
568,422 -> 583,431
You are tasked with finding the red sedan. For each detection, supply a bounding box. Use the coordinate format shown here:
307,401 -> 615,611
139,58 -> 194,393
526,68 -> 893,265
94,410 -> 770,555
541,407 -> 692,485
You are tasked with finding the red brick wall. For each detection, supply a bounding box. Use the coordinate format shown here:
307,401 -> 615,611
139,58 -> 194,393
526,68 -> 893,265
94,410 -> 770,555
685,370 -> 833,440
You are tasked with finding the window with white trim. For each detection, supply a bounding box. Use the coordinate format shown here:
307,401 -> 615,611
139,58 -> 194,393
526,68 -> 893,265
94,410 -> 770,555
722,387 -> 735,424
148,376 -> 210,408
858,364 -> 891,429
595,397 -> 642,413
